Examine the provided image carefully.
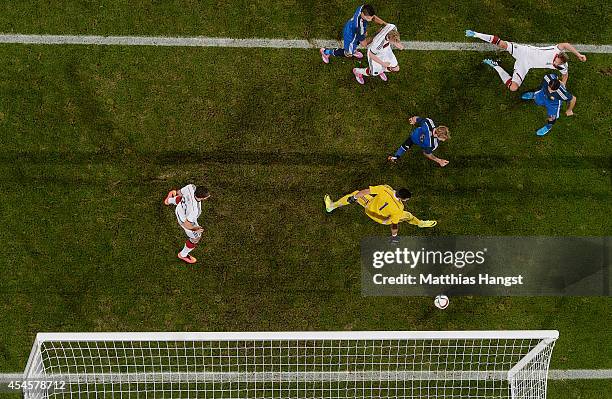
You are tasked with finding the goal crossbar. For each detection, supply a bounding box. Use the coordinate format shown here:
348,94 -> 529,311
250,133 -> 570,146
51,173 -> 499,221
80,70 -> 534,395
32,330 -> 559,342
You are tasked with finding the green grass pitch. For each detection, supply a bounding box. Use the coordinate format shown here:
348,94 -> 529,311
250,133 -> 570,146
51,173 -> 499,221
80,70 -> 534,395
0,2 -> 611,398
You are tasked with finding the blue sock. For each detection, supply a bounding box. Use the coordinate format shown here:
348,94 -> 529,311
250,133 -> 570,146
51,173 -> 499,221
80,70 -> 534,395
394,146 -> 407,158
324,49 -> 333,56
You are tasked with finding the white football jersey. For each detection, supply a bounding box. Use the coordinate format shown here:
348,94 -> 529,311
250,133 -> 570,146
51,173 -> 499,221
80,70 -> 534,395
175,184 -> 202,225
369,24 -> 396,56
527,45 -> 568,75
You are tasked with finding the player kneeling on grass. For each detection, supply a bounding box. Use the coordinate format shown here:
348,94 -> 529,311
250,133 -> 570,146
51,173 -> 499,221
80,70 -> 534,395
388,116 -> 450,167
324,185 -> 436,240
164,184 -> 211,264
320,4 -> 386,63
353,24 -> 404,84
520,73 -> 576,136
465,29 -> 586,91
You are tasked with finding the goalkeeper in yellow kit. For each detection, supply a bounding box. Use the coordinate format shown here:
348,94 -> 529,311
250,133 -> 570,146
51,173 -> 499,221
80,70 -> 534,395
324,185 -> 437,238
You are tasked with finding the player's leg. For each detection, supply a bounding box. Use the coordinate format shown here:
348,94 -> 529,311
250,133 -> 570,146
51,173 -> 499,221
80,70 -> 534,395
400,211 -> 437,228
536,103 -> 560,136
321,24 -> 354,63
388,137 -> 413,162
178,229 -> 201,263
507,62 -> 529,91
324,190 -> 360,213
354,53 -> 380,84
482,59 -> 522,90
465,30 -> 509,50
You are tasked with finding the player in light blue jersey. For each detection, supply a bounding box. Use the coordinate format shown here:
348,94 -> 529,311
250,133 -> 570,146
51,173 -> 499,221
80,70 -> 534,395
320,4 -> 386,63
387,116 -> 450,167
520,74 -> 577,136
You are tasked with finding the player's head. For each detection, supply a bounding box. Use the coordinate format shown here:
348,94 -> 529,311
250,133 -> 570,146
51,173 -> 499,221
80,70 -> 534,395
434,126 -> 450,141
554,53 -> 568,66
396,188 -> 412,202
387,28 -> 401,44
194,186 -> 211,201
361,4 -> 376,21
547,79 -> 561,92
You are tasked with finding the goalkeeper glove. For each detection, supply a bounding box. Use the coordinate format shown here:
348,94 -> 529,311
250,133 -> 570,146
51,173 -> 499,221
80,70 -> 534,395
347,195 -> 358,204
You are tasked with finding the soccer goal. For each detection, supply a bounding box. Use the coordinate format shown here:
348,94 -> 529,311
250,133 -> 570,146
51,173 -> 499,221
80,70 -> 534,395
22,331 -> 558,399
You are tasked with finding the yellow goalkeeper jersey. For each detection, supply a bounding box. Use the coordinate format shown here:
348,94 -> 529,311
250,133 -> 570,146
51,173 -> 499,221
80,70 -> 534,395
364,185 -> 405,225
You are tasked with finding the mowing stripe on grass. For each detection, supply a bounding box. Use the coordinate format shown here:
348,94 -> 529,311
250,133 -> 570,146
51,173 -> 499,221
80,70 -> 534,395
0,369 -> 611,382
0,34 -> 610,53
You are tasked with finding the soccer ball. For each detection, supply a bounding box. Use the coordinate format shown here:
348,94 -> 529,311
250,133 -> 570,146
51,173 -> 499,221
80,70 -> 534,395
434,295 -> 449,310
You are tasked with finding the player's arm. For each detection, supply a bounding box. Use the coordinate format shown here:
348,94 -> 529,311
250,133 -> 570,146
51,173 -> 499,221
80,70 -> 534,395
372,15 -> 387,25
361,36 -> 373,47
181,220 -> 203,232
423,152 -> 449,167
368,50 -> 390,68
409,116 -> 421,125
566,96 -> 577,116
558,43 -> 587,62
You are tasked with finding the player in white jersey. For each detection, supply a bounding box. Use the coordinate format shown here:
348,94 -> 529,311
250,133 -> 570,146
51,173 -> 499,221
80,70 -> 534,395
163,184 -> 211,264
465,30 -> 587,91
353,23 -> 404,84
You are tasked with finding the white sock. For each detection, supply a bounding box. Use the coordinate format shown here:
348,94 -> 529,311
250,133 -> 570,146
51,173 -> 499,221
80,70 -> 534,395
493,65 -> 511,85
355,67 -> 369,76
474,32 -> 494,43
179,243 -> 193,257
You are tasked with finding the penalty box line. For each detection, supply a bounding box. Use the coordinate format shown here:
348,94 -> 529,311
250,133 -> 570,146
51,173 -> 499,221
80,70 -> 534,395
0,34 -> 610,53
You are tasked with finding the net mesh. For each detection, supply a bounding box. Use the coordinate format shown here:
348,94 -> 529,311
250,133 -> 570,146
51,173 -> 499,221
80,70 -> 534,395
23,333 -> 557,399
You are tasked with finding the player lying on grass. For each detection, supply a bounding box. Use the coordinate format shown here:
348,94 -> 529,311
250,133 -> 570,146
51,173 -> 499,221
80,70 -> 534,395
353,23 -> 404,84
324,185 -> 437,239
320,4 -> 386,63
520,73 -> 576,136
164,184 -> 211,264
465,30 -> 587,91
388,116 -> 450,167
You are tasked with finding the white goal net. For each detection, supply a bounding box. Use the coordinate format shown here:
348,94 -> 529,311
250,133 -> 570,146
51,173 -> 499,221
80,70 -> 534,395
22,331 -> 558,399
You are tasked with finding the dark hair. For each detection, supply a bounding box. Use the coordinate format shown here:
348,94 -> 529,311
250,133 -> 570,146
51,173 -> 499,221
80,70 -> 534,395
548,79 -> 561,91
362,4 -> 375,16
397,188 -> 412,200
195,186 -> 210,199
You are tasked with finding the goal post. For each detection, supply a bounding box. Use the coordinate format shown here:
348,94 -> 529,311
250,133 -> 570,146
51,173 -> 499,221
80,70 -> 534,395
23,330 -> 559,399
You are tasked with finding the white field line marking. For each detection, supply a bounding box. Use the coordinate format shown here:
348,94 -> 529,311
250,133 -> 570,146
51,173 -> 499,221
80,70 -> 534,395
1,369 -> 611,382
0,34 -> 610,53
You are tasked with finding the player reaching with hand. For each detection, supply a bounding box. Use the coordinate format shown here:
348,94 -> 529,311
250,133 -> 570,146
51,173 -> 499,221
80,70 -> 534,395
324,185 -> 437,240
465,29 -> 586,91
353,23 -> 404,84
164,184 -> 211,264
388,116 -> 450,167
520,73 -> 577,136
320,4 -> 386,63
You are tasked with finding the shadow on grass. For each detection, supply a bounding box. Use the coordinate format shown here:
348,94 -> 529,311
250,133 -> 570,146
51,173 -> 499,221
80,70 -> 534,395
2,150 -> 610,170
